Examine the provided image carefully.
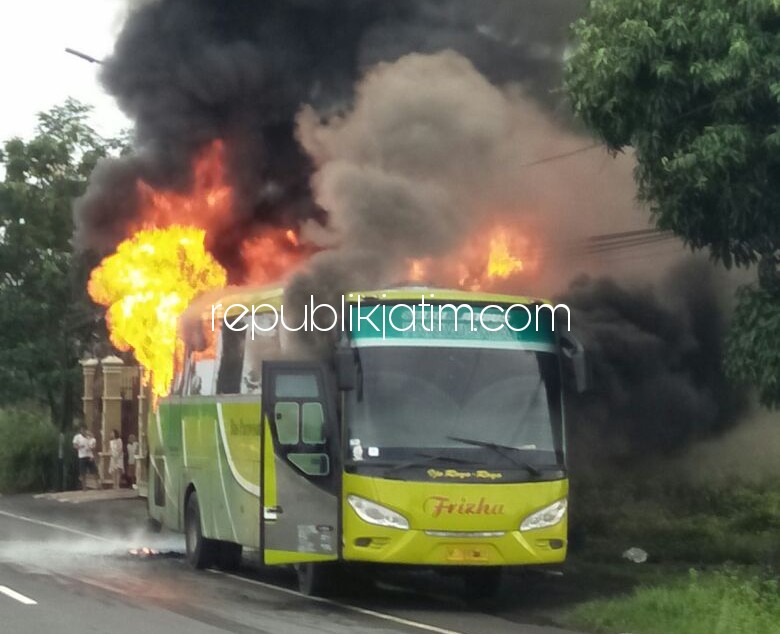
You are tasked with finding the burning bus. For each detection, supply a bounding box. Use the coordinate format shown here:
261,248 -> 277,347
146,284 -> 587,597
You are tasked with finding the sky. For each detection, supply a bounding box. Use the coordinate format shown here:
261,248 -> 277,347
0,0 -> 131,142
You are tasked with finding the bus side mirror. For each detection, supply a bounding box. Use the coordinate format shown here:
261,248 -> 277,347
334,347 -> 357,391
560,333 -> 589,393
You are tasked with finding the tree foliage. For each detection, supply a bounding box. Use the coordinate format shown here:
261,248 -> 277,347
725,285 -> 780,406
565,0 -> 780,407
0,100 -> 125,426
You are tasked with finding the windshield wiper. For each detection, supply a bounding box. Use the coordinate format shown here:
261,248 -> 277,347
446,435 -> 542,477
382,452 -> 476,476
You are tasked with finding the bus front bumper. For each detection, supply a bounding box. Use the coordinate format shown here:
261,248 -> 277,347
343,525 -> 567,566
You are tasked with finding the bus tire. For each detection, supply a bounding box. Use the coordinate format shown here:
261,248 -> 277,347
295,562 -> 334,597
216,541 -> 243,571
184,491 -> 217,569
461,567 -> 503,601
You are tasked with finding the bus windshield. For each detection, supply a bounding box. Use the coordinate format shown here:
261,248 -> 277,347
344,346 -> 564,473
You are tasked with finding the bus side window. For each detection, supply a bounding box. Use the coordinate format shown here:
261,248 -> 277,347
241,317 -> 281,395
271,372 -> 329,476
274,402 -> 299,444
272,402 -> 325,445
183,319 -> 218,396
302,403 -> 325,444
216,323 -> 246,395
186,351 -> 217,396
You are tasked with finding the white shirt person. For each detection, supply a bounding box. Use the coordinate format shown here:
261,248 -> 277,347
72,427 -> 97,490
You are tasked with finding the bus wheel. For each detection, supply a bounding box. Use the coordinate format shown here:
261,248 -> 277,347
461,567 -> 503,601
295,562 -> 334,597
184,491 -> 217,569
216,542 -> 243,571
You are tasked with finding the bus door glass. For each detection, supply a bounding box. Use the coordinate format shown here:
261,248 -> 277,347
260,361 -> 339,565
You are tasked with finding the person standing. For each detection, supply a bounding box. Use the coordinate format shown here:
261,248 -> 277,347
126,434 -> 138,488
108,429 -> 124,490
72,426 -> 97,491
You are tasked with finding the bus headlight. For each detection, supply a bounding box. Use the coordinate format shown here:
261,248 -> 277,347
519,498 -> 567,532
347,495 -> 409,530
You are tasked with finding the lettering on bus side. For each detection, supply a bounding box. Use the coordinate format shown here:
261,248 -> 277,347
229,420 -> 261,435
423,496 -> 505,518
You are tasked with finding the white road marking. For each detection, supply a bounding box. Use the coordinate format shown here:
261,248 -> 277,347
0,510 -> 112,543
0,585 -> 38,605
209,570 -> 467,634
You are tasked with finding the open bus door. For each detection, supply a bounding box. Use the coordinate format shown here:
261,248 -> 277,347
260,361 -> 340,566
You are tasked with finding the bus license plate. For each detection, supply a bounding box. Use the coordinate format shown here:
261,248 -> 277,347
446,546 -> 488,562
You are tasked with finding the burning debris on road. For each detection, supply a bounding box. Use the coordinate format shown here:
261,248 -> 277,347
127,547 -> 183,560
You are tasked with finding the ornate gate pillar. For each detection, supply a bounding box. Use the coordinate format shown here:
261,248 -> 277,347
80,358 -> 99,434
99,355 -> 125,487
136,367 -> 150,498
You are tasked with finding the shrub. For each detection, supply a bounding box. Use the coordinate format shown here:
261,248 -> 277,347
0,404 -> 60,493
570,474 -> 780,566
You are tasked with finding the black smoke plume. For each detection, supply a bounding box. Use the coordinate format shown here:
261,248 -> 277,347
561,259 -> 748,469
74,0 -> 583,275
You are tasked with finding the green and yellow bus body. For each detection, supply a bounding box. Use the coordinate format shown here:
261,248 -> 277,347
147,286 -> 584,593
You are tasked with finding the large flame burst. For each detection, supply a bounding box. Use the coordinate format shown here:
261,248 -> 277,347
408,224 -> 537,290
88,226 -> 227,398
87,141 -> 310,400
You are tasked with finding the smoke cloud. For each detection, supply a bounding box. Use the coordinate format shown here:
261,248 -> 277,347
286,50 -> 646,325
74,0 -> 585,272
561,259 -> 748,468
678,404 -> 780,484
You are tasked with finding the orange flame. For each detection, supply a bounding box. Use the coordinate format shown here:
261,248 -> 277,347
132,141 -> 232,236
88,226 -> 226,398
406,224 -> 536,291
87,141 -> 234,398
241,227 -> 310,285
408,259 -> 428,283
87,140 -> 318,397
486,229 -> 524,279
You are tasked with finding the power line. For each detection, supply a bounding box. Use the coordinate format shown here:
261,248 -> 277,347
517,143 -> 602,168
584,234 -> 676,255
586,228 -> 671,243
540,229 -> 676,257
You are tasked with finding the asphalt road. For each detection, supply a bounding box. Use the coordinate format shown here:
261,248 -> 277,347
0,494 -> 582,634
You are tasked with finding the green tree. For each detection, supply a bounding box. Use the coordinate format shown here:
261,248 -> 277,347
564,0 -> 780,407
0,99 -> 125,427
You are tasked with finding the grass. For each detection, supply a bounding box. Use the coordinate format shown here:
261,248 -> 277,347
565,568 -> 780,634
554,472 -> 780,634
569,475 -> 780,567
